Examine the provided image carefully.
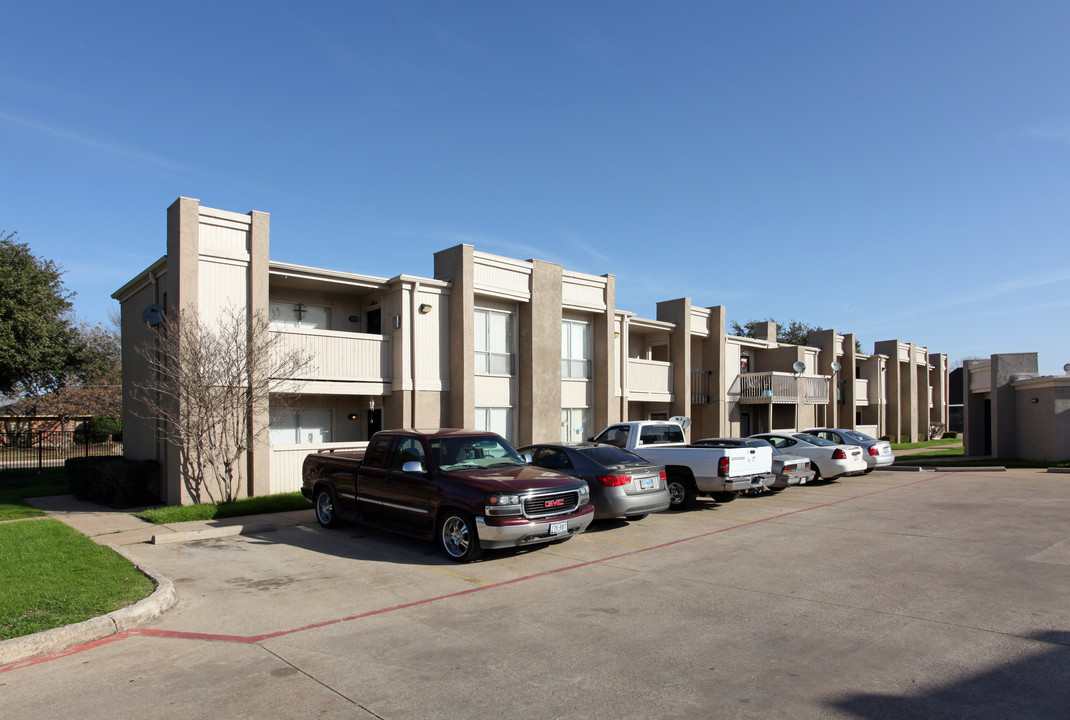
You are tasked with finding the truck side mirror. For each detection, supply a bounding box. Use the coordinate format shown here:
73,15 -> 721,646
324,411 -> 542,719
522,453 -> 533,464
401,460 -> 426,474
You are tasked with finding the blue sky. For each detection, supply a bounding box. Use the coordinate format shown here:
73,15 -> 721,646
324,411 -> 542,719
3,1 -> 1069,375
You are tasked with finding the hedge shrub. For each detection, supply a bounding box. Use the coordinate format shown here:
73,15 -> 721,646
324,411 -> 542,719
65,457 -> 159,508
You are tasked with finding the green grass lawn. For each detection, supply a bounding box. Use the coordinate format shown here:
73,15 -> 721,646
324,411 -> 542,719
133,491 -> 309,525
0,519 -> 155,641
890,438 -> 963,451
894,450 -> 1070,469
0,470 -> 70,521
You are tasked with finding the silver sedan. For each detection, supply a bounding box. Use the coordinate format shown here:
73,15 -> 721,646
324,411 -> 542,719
805,428 -> 895,472
519,442 -> 670,520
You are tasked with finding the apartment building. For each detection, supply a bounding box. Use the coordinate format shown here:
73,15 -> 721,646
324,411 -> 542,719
962,353 -> 1070,462
114,198 -> 949,504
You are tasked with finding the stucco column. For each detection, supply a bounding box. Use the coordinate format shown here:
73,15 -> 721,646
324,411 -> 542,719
706,306 -> 728,437
592,275 -> 617,431
165,197 -> 201,506
656,298 -> 692,434
433,245 -> 475,429
811,329 -> 838,428
875,341 -> 902,442
519,260 -> 563,445
843,333 -> 857,429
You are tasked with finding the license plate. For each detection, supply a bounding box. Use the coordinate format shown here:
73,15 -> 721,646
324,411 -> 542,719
549,520 -> 568,535
639,477 -> 654,490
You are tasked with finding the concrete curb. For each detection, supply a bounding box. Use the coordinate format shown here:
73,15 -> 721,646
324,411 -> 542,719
0,549 -> 176,667
151,522 -> 277,545
889,465 -> 1006,473
1047,467 -> 1070,474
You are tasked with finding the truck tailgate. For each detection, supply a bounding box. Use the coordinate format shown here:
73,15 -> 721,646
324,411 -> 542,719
725,447 -> 772,478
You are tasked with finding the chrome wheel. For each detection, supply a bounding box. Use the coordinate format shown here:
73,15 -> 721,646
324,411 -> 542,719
315,489 -> 338,528
438,510 -> 482,562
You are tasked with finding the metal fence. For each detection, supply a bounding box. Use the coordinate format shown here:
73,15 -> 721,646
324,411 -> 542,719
0,430 -> 123,478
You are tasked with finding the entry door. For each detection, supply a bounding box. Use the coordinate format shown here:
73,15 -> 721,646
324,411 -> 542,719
366,309 -> 382,335
561,409 -> 590,443
740,413 -> 751,437
367,408 -> 382,439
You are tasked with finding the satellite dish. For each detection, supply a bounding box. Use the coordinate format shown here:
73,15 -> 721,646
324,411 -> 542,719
141,304 -> 164,327
1064,363 -> 1070,374
669,415 -> 692,429
792,361 -> 806,374
830,361 -> 842,372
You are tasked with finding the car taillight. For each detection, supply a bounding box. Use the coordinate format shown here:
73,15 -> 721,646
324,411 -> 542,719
597,475 -> 632,487
659,470 -> 667,481
718,456 -> 730,476
832,448 -> 847,460
868,446 -> 880,456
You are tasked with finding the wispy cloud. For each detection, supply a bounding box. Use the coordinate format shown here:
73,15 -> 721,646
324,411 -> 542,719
1026,119 -> 1070,146
402,227 -> 564,265
0,109 -> 187,172
850,265 -> 1070,335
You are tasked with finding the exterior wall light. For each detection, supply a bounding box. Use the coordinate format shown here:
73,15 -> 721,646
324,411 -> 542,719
1030,397 -> 1039,404
418,303 -> 432,314
347,413 -> 359,421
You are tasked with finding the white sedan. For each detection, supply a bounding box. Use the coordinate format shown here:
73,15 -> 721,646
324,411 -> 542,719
749,433 -> 868,481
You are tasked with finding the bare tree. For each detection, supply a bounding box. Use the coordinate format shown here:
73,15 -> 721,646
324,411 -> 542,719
134,305 -> 312,504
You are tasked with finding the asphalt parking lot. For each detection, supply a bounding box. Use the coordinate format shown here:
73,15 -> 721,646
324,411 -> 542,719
3,467 -> 1070,719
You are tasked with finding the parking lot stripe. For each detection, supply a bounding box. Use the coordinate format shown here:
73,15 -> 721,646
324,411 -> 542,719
1,472 -> 950,673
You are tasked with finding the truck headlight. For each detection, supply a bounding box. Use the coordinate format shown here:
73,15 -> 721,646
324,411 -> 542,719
486,494 -> 522,517
578,484 -> 590,503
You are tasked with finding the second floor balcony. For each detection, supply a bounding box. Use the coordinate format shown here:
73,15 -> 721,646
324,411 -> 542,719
271,326 -> 392,393
736,371 -> 829,405
626,358 -> 672,401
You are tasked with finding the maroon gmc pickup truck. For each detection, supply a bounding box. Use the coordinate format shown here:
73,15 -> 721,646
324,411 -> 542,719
301,428 -> 595,562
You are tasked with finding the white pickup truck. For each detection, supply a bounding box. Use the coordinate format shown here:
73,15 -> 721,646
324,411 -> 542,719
590,420 -> 775,510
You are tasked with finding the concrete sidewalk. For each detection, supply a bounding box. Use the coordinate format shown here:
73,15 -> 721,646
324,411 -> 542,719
23,494 -> 314,546
0,495 -> 315,665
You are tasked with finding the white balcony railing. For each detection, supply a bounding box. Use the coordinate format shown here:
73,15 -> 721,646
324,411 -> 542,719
626,359 -> 672,399
855,378 -> 869,406
271,327 -> 391,385
803,376 -> 830,405
738,372 -> 830,405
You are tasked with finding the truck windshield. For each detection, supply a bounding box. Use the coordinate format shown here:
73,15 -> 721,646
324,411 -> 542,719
430,436 -> 525,472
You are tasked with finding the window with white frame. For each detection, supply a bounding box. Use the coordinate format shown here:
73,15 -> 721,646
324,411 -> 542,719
561,320 -> 591,379
269,408 -> 333,445
474,308 -> 514,375
269,302 -> 331,330
475,407 -> 514,444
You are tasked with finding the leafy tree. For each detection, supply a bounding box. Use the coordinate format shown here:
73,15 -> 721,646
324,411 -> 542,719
731,317 -> 822,346
731,317 -> 863,352
0,231 -> 80,397
29,322 -> 122,420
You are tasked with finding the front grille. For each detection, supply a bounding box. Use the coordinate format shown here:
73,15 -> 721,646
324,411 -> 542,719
523,490 -> 579,518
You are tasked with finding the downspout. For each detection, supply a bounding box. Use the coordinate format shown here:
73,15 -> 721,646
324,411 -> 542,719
410,281 -> 420,428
